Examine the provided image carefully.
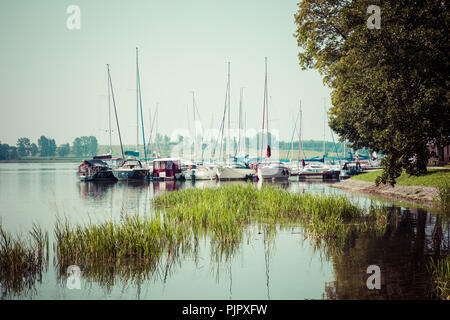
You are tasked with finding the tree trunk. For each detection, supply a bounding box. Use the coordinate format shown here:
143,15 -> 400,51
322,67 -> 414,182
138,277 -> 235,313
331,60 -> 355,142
438,145 -> 445,164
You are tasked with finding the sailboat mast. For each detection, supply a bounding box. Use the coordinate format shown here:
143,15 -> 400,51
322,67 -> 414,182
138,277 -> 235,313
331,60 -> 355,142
244,112 -> 246,155
238,87 -> 245,156
227,62 -> 231,163
298,101 -> 302,172
260,57 -> 267,161
192,91 -> 196,161
107,64 -> 124,158
107,68 -> 112,154
136,48 -> 139,152
323,99 -> 326,156
136,47 -> 147,162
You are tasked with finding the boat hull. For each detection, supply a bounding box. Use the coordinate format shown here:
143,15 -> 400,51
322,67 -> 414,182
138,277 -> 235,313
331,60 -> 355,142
257,166 -> 290,180
216,166 -> 255,180
112,168 -> 150,181
78,169 -> 116,182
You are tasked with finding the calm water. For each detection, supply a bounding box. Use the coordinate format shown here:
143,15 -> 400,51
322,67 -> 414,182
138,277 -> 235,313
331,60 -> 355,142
0,162 -> 448,300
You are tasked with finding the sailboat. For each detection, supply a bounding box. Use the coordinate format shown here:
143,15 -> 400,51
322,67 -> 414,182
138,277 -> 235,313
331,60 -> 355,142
112,48 -> 150,181
78,67 -> 118,182
215,62 -> 255,180
256,57 -> 290,180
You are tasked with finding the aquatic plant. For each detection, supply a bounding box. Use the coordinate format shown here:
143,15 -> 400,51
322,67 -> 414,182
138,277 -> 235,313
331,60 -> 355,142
0,224 -> 49,298
437,179 -> 450,212
153,183 -> 393,242
428,256 -> 450,300
54,214 -> 192,269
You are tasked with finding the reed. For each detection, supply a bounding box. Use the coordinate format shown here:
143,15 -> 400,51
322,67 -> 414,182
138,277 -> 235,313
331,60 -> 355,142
153,183 -> 392,242
437,179 -> 450,212
428,256 -> 450,300
54,214 -> 192,270
0,224 -> 49,298
52,184 -> 395,284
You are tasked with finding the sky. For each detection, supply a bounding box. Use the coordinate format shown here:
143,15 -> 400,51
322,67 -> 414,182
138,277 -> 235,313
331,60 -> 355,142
0,0 -> 333,146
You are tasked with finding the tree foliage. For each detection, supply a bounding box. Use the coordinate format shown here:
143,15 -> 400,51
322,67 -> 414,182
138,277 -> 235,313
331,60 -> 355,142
0,142 -> 19,160
294,0 -> 449,185
16,138 -> 32,157
57,143 -> 70,157
37,136 -> 56,157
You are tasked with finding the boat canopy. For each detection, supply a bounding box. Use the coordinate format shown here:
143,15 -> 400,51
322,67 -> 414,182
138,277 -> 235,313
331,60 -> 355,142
124,150 -> 139,157
93,154 -> 112,160
84,159 -> 108,167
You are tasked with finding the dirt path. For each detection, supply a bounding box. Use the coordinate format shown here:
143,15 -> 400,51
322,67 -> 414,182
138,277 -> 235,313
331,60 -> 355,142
331,179 -> 439,206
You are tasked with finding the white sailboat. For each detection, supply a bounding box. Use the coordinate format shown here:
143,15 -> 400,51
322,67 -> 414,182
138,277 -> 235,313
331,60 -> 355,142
214,62 -> 255,180
257,57 -> 290,180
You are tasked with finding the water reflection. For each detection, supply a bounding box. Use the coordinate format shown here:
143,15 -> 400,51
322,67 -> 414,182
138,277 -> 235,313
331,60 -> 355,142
323,208 -> 449,299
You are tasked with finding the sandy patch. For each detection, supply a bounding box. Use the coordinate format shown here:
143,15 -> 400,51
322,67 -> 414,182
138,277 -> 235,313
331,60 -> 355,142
331,179 -> 439,206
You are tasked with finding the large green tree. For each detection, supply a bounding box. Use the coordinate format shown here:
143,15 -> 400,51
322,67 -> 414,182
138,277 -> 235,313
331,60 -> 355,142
38,136 -> 57,157
294,0 -> 449,184
16,137 -> 31,157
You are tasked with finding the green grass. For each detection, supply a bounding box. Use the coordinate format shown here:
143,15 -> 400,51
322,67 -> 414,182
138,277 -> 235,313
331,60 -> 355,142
351,169 -> 450,188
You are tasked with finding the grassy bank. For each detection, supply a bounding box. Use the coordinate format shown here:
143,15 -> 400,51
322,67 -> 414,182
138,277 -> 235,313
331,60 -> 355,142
351,169 -> 450,188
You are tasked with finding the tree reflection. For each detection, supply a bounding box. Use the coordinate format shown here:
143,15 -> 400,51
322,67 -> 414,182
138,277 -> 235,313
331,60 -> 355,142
323,208 -> 449,299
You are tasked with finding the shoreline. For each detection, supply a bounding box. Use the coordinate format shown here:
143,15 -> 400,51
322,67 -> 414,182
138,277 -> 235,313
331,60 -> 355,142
0,159 -> 82,163
331,179 -> 439,207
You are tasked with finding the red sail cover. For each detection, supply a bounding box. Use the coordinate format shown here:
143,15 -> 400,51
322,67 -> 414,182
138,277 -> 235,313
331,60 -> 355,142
266,145 -> 271,158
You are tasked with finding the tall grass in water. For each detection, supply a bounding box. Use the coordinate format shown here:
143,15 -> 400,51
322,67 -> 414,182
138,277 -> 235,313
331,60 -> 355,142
153,183 -> 392,242
0,224 -> 49,298
437,179 -> 450,212
54,214 -> 192,268
428,256 -> 450,300
52,184 -> 393,287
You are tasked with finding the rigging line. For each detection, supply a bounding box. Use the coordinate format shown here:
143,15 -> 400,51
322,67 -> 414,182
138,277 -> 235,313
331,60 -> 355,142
286,108 -> 300,160
146,108 -> 157,158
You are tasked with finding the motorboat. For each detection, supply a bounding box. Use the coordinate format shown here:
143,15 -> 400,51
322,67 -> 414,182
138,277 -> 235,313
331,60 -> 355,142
215,163 -> 255,180
152,158 -> 183,180
112,159 -> 150,180
257,162 -> 290,180
78,155 -> 116,181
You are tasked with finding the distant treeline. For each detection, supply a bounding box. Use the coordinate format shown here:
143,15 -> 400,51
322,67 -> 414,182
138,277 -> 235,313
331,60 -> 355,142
1,134 -> 369,161
0,136 -> 99,160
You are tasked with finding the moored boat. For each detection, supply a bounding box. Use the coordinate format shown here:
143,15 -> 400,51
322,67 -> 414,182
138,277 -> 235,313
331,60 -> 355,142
215,163 -> 255,180
153,158 -> 183,180
257,162 -> 290,180
78,155 -> 116,182
112,158 -> 150,181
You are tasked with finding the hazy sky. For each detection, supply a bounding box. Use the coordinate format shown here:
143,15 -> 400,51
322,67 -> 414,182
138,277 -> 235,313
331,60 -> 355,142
0,0 -> 333,146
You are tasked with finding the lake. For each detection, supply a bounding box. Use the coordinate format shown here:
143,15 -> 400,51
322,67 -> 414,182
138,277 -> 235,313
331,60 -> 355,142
0,162 -> 447,299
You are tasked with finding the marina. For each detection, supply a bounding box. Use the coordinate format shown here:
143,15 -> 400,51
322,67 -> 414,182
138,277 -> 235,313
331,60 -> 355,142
0,0 -> 448,307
